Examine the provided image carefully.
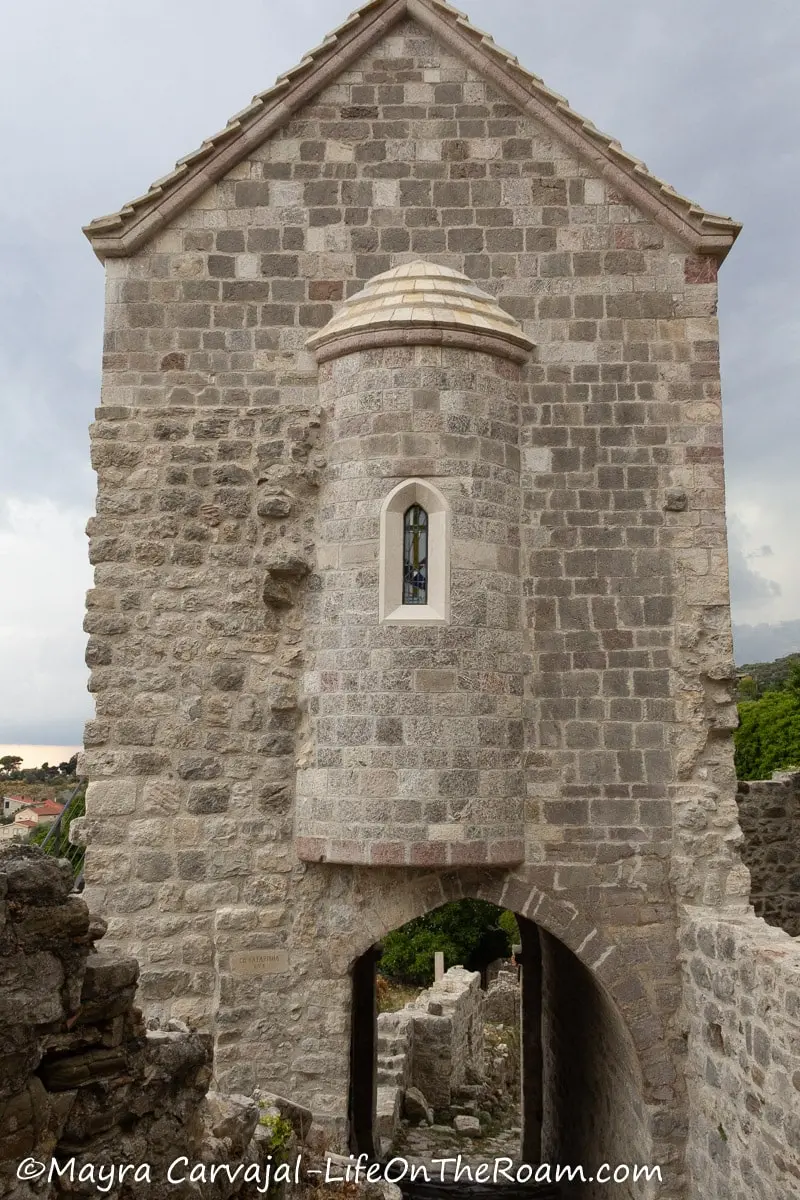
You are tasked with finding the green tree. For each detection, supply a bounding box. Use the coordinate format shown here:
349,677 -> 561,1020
734,663 -> 800,780
0,755 -> 23,776
737,653 -> 800,699
379,900 -> 516,986
498,908 -> 520,946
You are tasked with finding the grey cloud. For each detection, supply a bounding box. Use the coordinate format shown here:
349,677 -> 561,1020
726,516 -> 782,610
0,0 -> 799,742
734,621 -> 800,666
728,544 -> 781,609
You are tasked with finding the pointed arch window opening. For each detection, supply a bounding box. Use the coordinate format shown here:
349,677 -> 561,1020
379,479 -> 449,626
403,504 -> 429,605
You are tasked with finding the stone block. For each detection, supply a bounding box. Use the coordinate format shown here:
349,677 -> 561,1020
453,1114 -> 481,1135
86,779 -> 138,816
0,950 -> 65,1026
0,848 -> 73,906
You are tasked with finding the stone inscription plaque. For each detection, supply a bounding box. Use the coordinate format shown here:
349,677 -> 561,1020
230,950 -> 289,976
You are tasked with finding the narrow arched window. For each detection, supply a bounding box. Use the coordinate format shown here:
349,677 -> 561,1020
403,504 -> 429,605
379,479 -> 449,625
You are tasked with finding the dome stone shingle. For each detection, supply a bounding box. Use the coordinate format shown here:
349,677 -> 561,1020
305,260 -> 534,363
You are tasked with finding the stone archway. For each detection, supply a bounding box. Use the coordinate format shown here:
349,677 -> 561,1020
348,902 -> 539,1165
335,867 -> 682,1197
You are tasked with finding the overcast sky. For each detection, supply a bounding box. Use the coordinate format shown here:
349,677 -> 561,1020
1,0 -> 798,746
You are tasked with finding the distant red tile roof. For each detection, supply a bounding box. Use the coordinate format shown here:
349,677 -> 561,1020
13,799 -> 65,819
30,800 -> 65,816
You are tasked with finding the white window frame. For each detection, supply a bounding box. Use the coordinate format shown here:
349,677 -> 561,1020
379,478 -> 450,626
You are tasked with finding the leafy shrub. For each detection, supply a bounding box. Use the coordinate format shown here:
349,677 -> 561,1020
378,900 -> 516,985
256,1110 -> 294,1161
28,787 -> 86,879
734,662 -> 800,780
498,909 -> 520,946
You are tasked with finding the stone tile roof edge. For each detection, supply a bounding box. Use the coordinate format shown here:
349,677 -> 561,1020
83,0 -> 742,261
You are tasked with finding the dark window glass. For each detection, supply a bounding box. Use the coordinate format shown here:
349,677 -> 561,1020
403,504 -> 428,605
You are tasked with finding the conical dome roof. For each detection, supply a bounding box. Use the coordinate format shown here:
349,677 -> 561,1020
306,261 -> 534,363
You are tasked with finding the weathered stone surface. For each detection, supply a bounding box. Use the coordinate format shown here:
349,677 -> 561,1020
0,950 -> 66,1026
203,1090 -> 259,1153
0,846 -> 314,1200
257,493 -> 294,518
262,575 -> 294,609
484,979 -> 519,1026
682,913 -> 800,1198
736,773 -> 800,935
0,846 -> 73,906
453,1114 -> 481,1135
402,1086 -> 433,1126
40,1047 -> 129,1091
266,548 -> 312,579
256,1089 -> 313,1141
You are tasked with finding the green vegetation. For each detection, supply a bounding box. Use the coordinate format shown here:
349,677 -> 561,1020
734,659 -> 800,780
737,654 -> 800,701
376,976 -> 421,1014
0,754 -> 78,783
378,899 -> 518,986
28,785 -> 86,879
498,908 -> 520,945
256,1110 -> 294,1161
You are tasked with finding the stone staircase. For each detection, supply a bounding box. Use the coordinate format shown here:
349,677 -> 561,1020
376,1010 -> 412,1149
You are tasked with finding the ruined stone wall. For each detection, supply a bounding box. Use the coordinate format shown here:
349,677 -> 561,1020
0,847 -> 292,1200
484,968 -> 520,1025
81,15 -> 746,1182
681,910 -> 800,1199
408,966 -> 485,1107
376,965 -> 484,1136
736,773 -> 800,936
540,931 -> 653,1200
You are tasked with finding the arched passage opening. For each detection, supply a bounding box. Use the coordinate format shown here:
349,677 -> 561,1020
347,895 -> 654,1198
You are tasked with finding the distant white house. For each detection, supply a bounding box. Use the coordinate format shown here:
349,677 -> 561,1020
2,795 -> 30,817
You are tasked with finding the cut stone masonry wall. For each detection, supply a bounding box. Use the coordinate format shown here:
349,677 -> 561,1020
78,9 -> 756,1194
681,910 -> 800,1199
736,772 -> 800,936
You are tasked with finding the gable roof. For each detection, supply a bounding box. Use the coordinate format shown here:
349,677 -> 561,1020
84,0 -> 740,261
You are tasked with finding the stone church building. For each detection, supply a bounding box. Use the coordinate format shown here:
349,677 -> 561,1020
79,2 -> 799,1197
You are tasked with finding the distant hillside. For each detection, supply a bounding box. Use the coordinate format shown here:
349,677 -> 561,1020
0,782 -> 74,805
733,620 -> 800,665
737,653 -> 800,699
